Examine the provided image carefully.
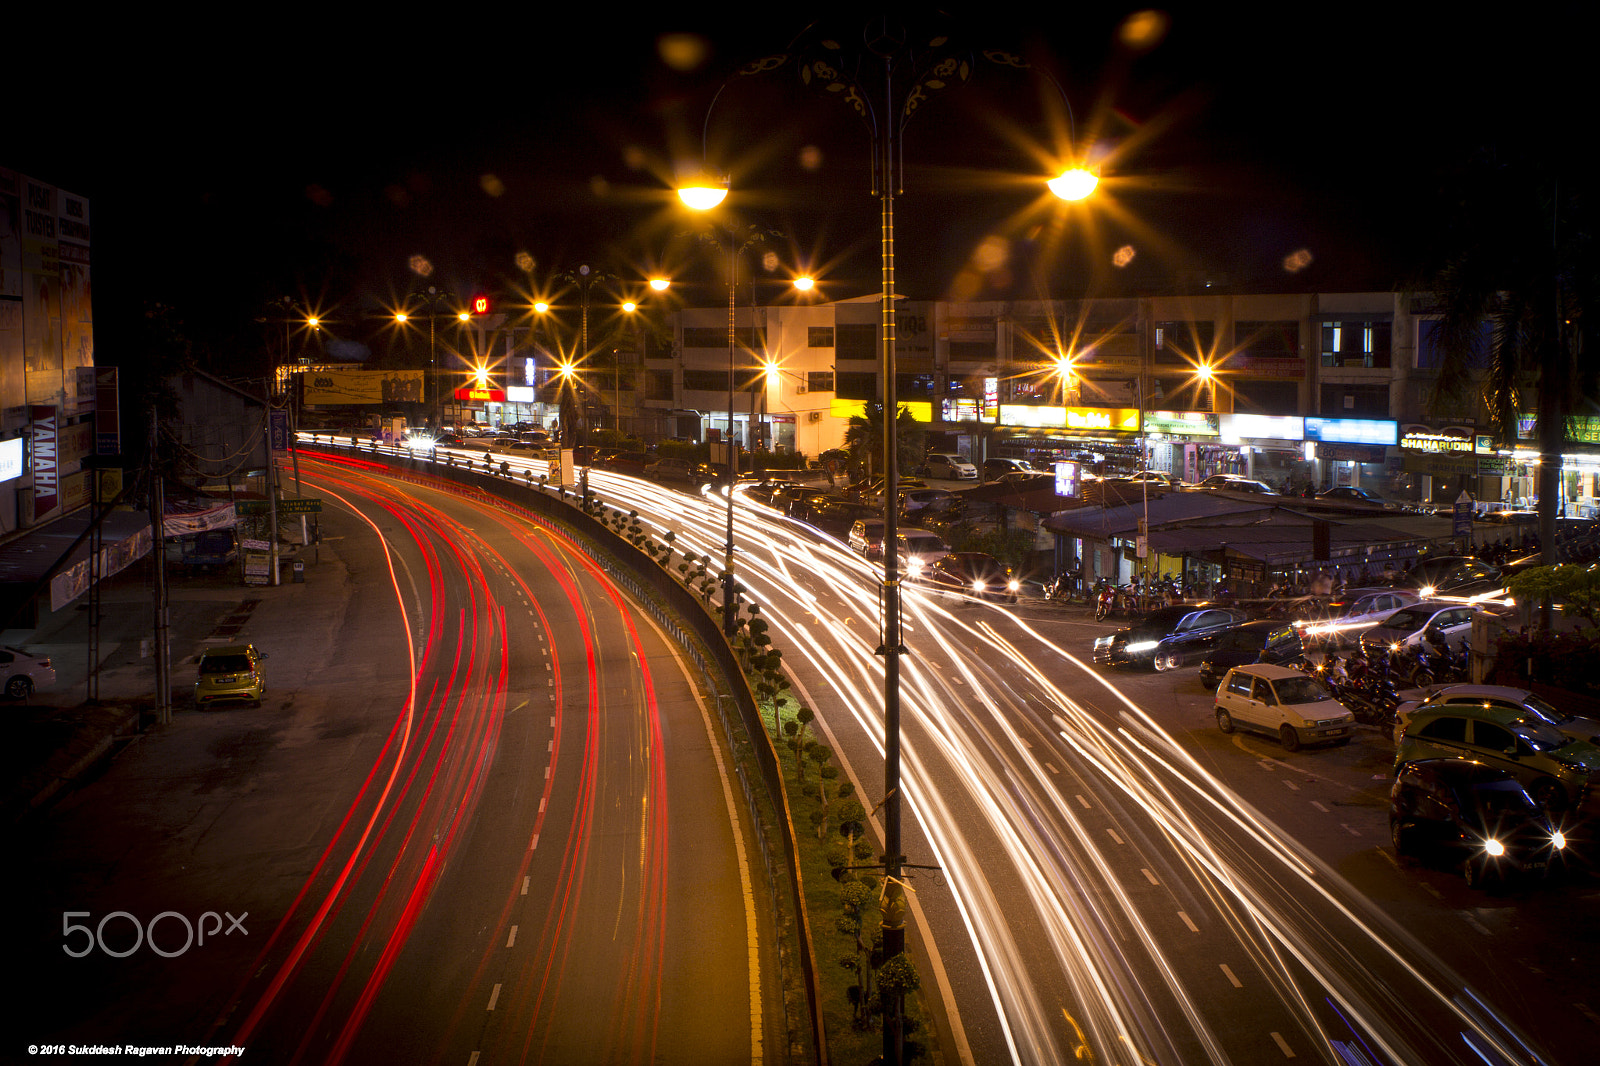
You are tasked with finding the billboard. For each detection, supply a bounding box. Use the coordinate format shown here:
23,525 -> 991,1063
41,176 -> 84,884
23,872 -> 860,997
303,369 -> 424,405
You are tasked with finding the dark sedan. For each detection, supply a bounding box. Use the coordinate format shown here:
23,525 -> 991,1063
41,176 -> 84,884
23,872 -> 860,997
917,552 -> 1020,603
1093,604 -> 1251,671
1390,759 -> 1568,888
1197,620 -> 1305,691
804,499 -> 882,539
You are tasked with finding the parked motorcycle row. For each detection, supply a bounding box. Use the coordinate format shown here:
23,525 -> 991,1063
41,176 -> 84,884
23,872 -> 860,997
1294,629 -> 1469,727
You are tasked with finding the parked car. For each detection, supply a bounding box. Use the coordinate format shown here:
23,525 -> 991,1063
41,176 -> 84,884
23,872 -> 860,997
1194,474 -> 1278,494
1390,759 -> 1567,888
1394,685 -> 1600,748
1093,604 -> 1251,671
899,487 -> 961,516
994,471 -> 1057,489
644,457 -> 719,488
922,453 -> 979,480
1400,555 -> 1503,598
917,552 -> 1019,603
1212,663 -> 1355,750
590,451 -> 650,476
848,519 -> 888,560
851,476 -> 928,505
896,529 -> 949,574
1393,700 -> 1600,812
0,646 -> 56,700
1297,588 -> 1422,647
1316,486 -> 1391,506
1358,601 -> 1481,658
1197,621 -> 1305,691
805,499 -> 882,539
194,643 -> 268,708
981,457 -> 1037,482
1125,470 -> 1183,489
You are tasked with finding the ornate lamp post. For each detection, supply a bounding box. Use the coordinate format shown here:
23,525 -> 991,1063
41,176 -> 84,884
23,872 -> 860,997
692,22 -> 1097,1063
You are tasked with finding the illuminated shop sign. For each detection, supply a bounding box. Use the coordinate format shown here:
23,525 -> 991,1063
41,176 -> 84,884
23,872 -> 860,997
1303,417 -> 1397,446
0,437 -> 21,482
1400,431 -> 1474,453
1000,406 -> 1139,431
1054,460 -> 1079,496
505,386 -> 534,403
1221,413 -> 1303,443
1143,410 -> 1220,436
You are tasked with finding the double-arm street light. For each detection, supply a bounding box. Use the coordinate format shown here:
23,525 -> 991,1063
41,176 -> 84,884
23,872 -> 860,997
688,22 -> 1099,1063
394,287 -> 469,427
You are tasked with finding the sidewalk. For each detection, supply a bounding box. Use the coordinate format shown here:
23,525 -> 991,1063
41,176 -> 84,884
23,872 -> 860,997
2,544 -> 342,822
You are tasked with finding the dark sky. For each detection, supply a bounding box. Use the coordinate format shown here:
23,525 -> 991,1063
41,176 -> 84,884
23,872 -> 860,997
10,3 -> 1591,368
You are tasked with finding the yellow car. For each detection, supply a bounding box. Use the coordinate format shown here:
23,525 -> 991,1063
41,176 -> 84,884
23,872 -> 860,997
195,644 -> 267,708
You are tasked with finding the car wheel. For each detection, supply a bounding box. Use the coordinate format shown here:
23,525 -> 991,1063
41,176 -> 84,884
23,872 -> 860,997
5,675 -> 32,700
1153,651 -> 1171,672
1414,670 -> 1434,690
1532,778 -> 1568,813
1279,725 -> 1302,752
1390,818 -> 1414,858
1215,707 -> 1235,734
1461,856 -> 1489,890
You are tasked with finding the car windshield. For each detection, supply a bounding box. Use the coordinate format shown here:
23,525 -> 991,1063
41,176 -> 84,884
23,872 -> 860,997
1272,676 -> 1331,704
1384,606 -> 1435,630
201,655 -> 252,674
1462,780 -> 1539,815
1519,693 -> 1572,725
1512,720 -> 1572,752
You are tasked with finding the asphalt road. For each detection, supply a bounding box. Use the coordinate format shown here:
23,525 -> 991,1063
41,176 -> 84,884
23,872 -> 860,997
552,456 -> 1600,1066
12,453 -> 776,1065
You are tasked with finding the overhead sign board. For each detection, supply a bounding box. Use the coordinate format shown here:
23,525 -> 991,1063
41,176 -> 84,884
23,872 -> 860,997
1303,416 -> 1397,446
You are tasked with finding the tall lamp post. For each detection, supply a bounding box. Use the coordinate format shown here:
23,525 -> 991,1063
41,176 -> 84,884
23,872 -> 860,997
673,186 -> 779,637
693,26 -> 1097,1064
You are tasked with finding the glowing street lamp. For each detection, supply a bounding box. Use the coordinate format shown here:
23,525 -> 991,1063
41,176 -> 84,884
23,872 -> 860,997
1048,166 -> 1099,201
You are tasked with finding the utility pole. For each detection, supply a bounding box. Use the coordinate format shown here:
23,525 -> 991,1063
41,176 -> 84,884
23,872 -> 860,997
148,405 -> 171,726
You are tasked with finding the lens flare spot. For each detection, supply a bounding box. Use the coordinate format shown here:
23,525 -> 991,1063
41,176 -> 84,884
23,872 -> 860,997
659,33 -> 709,71
305,183 -> 334,207
760,249 -> 780,272
623,144 -> 648,171
589,175 -> 611,198
1113,244 -> 1137,268
973,235 -> 1009,273
408,255 -> 434,277
1283,248 -> 1314,272
515,251 -> 535,273
1120,10 -> 1170,50
480,173 -> 506,197
799,144 -> 824,171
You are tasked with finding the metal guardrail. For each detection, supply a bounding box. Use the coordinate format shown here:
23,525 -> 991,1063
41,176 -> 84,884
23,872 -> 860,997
298,438 -> 826,1065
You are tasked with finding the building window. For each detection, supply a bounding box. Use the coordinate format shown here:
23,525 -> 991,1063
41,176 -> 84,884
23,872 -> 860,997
808,326 -> 835,347
836,324 -> 878,360
647,370 -> 673,400
806,371 -> 835,393
896,373 -> 934,399
1234,321 -> 1298,359
1417,318 -> 1492,370
948,340 -> 993,362
835,371 -> 877,401
683,326 -> 766,351
1153,320 -> 1216,365
1318,383 -> 1389,417
1319,319 -> 1391,368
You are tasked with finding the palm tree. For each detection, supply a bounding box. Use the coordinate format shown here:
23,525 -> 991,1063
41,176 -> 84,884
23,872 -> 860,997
1425,155 -> 1597,627
842,402 -> 927,480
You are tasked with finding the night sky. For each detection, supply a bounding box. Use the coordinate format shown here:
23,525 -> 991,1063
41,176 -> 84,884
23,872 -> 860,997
9,3 -> 1591,373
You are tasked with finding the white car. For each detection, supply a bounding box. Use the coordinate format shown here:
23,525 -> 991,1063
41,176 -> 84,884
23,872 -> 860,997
1,646 -> 56,700
923,453 -> 978,480
1212,663 -> 1355,750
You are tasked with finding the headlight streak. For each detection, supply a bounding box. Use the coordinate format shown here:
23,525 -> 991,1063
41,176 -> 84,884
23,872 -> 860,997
345,446 -> 1549,1066
992,611 -> 1529,1056
989,612 -> 1537,1064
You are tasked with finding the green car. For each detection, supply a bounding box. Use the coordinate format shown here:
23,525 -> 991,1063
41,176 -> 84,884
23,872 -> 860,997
195,644 -> 268,708
1393,701 -> 1600,813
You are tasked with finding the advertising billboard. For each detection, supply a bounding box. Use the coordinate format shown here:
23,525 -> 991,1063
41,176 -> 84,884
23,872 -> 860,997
303,369 -> 425,405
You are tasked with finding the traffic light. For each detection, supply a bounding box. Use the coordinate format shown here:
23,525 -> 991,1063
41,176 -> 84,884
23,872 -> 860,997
471,294 -> 490,315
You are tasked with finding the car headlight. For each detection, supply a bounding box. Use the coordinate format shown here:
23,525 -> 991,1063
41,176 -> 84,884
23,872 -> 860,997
1126,640 -> 1158,653
1420,585 -> 1437,597
1094,636 -> 1112,649
1007,579 -> 1021,592
1553,830 -> 1568,850
1483,838 -> 1506,857
971,580 -> 986,592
